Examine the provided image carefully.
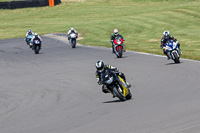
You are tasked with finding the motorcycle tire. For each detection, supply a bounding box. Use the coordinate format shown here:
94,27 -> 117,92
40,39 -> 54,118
125,89 -> 132,100
117,47 -> 122,58
113,86 -> 126,101
34,46 -> 40,54
72,40 -> 76,48
173,52 -> 180,63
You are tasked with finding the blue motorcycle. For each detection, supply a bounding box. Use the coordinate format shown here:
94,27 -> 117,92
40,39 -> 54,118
32,39 -> 41,54
163,40 -> 181,63
26,34 -> 33,48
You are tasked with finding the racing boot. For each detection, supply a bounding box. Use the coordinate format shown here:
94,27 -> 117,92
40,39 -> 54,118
112,45 -> 115,53
102,85 -> 109,93
177,43 -> 182,54
167,52 -> 171,60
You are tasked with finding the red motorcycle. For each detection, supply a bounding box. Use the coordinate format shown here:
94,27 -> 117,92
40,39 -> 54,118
113,37 -> 124,58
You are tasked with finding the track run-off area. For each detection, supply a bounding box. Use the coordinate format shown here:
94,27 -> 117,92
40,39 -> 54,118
0,36 -> 200,133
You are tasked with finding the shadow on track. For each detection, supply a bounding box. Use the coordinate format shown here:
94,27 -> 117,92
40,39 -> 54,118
165,62 -> 183,65
103,99 -> 122,103
114,56 -> 128,59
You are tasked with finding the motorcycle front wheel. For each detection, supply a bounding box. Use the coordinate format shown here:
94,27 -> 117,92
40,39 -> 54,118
112,86 -> 126,101
34,45 -> 40,54
71,39 -> 76,48
116,47 -> 122,58
173,52 -> 180,63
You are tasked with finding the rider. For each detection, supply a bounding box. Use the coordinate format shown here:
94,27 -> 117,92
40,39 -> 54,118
95,60 -> 131,94
25,29 -> 34,42
67,27 -> 78,40
160,31 -> 182,59
31,33 -> 42,49
110,29 -> 125,53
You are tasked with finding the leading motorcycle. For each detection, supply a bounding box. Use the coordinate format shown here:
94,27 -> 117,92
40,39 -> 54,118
112,37 -> 124,58
100,69 -> 132,101
69,33 -> 77,48
163,40 -> 181,63
32,39 -> 41,54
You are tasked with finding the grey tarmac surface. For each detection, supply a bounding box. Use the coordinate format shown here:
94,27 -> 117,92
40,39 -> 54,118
0,37 -> 200,133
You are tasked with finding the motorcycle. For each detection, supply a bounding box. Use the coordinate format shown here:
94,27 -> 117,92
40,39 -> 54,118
100,69 -> 132,101
163,40 -> 181,63
69,33 -> 77,48
26,34 -> 33,48
32,39 -> 41,54
112,37 -> 124,58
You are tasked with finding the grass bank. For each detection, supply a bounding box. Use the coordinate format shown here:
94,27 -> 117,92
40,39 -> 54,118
0,0 -> 200,60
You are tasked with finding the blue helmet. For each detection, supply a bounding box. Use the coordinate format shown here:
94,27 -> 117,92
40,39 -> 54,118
28,29 -> 31,33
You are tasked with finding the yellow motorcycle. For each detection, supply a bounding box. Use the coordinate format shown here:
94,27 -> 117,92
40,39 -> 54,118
101,69 -> 132,101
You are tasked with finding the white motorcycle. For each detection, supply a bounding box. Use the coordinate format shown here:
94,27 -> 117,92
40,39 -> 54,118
69,33 -> 77,48
163,40 -> 181,63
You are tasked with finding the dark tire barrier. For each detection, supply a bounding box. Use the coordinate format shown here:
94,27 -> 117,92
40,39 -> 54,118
0,0 -> 61,9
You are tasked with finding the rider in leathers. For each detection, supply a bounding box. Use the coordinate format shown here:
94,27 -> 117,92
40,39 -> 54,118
31,33 -> 42,49
160,31 -> 181,59
110,29 -> 125,53
95,60 -> 131,94
25,29 -> 34,43
67,27 -> 78,41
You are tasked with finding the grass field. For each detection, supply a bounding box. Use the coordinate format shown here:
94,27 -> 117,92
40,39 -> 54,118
0,0 -> 200,60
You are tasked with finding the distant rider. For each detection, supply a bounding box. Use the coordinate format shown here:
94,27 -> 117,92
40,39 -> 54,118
160,31 -> 182,59
110,29 -> 125,53
31,33 -> 42,49
95,60 -> 131,94
25,29 -> 34,42
67,27 -> 78,41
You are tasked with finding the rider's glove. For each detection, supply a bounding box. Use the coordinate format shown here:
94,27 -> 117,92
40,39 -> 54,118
115,68 -> 119,74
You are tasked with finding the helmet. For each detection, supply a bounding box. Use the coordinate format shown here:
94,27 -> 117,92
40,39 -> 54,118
95,60 -> 104,72
163,31 -> 170,39
71,27 -> 75,31
113,29 -> 118,36
28,29 -> 31,33
34,33 -> 38,37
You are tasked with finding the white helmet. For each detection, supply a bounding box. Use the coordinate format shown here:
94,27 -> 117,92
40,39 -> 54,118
163,31 -> 170,39
95,60 -> 104,72
34,33 -> 38,36
113,29 -> 118,36
71,27 -> 75,31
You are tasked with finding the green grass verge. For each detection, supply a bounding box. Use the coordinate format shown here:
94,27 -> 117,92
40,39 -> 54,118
0,0 -> 20,1
0,0 -> 200,60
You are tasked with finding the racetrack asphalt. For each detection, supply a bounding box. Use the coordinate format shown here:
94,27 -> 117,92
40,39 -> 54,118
0,37 -> 200,133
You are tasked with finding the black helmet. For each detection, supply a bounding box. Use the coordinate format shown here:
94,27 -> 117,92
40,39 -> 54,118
95,60 -> 104,72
